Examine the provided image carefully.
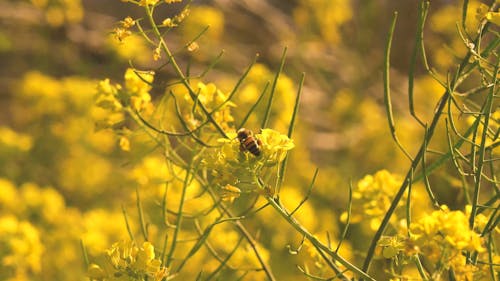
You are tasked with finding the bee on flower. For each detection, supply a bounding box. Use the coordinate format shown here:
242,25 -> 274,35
203,128 -> 294,197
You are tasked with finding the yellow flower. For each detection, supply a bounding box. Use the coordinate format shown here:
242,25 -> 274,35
139,0 -> 158,6
187,41 -> 199,52
257,128 -> 294,164
0,215 -> 44,275
341,170 -> 402,226
162,18 -> 177,28
486,11 -> 500,26
118,136 -> 130,151
378,235 -> 406,259
124,68 -> 154,111
113,27 -> 132,42
181,6 -> 223,41
95,78 -> 122,111
124,68 -> 154,96
134,242 -> 156,271
0,127 -> 33,151
169,81 -> 236,132
410,206 -> 485,262
220,184 -> 241,203
89,240 -> 168,280
121,16 -> 135,29
153,47 -> 161,61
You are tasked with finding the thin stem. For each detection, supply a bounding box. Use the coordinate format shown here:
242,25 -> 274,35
363,11 -> 491,274
261,47 -> 287,129
136,187 -> 148,241
383,12 -> 414,161
145,5 -> 229,139
469,58 -> 498,230
277,73 -> 305,196
166,158 -> 193,267
264,196 -> 375,280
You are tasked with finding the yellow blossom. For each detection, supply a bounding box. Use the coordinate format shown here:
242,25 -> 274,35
113,27 -> 132,42
169,81 -> 236,132
181,6 -> 222,41
220,184 -> 242,203
0,215 -> 44,276
187,41 -> 199,52
139,0 -> 158,6
153,47 -> 161,61
124,68 -> 154,111
340,170 -> 403,228
257,128 -> 295,164
486,11 -> 500,26
0,127 -> 33,152
162,18 -> 177,27
124,68 -> 154,95
410,206 -> 485,263
95,78 -> 122,112
88,240 -> 168,280
120,16 -> 135,29
118,136 -> 130,151
378,235 -> 406,259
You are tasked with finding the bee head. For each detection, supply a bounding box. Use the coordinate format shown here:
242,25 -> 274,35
237,128 -> 251,140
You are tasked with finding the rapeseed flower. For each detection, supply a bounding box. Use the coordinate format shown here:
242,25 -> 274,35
203,128 -> 293,199
486,11 -> 500,25
88,240 -> 168,281
257,128 -> 295,164
340,170 -> 402,230
410,206 -> 485,254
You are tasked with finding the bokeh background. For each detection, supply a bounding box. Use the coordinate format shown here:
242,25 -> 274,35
0,0 -> 493,280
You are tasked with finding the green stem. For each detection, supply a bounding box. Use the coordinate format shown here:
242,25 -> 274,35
166,159 -> 193,267
265,197 -> 375,280
144,6 -> 228,139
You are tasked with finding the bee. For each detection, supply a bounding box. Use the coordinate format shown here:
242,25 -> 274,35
237,128 -> 262,157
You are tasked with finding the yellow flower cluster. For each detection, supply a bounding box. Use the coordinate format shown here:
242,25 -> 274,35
378,206 -> 494,281
196,82 -> 235,131
138,0 -> 159,6
410,206 -> 485,256
162,7 -> 190,28
379,205 -> 497,281
487,11 -> 500,25
180,6 -> 223,41
124,68 -> 154,112
340,170 -> 404,230
170,81 -> 236,132
0,179 -> 86,280
95,68 -> 154,129
88,241 -> 168,281
30,0 -> 83,27
258,128 -> 296,165
94,78 -> 125,130
293,0 -> 352,44
113,17 -> 136,42
0,215 -> 43,280
0,126 -> 33,152
204,128 -> 294,197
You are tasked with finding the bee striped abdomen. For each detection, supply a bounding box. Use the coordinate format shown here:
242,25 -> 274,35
243,137 -> 261,156
237,128 -> 262,157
